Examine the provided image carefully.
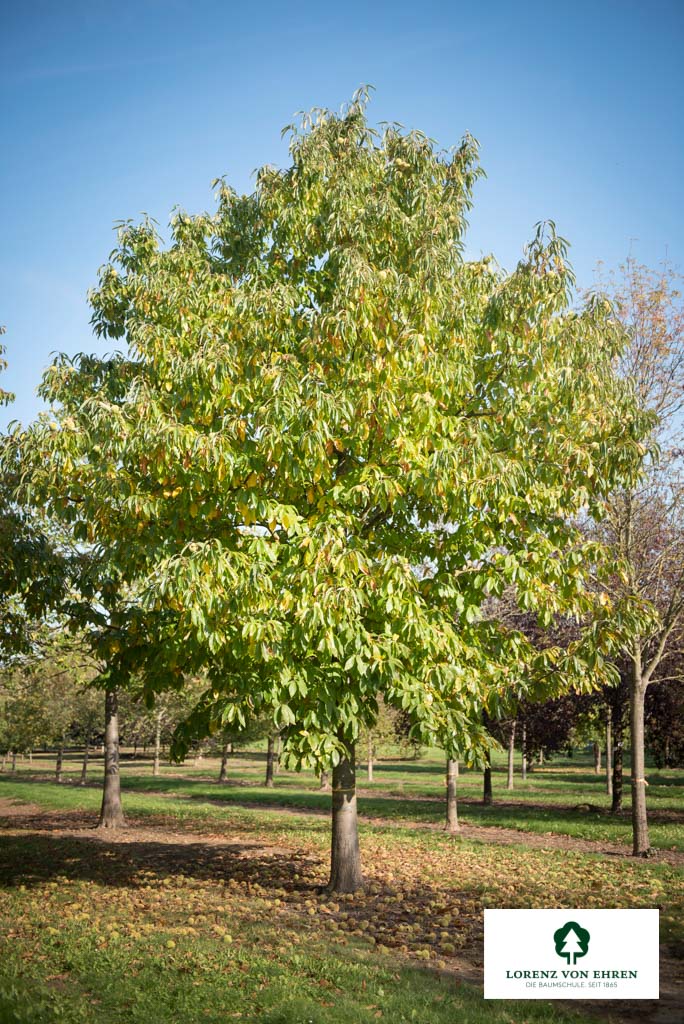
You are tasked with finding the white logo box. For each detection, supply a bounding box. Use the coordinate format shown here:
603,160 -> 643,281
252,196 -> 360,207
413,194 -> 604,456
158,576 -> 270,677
484,908 -> 659,1000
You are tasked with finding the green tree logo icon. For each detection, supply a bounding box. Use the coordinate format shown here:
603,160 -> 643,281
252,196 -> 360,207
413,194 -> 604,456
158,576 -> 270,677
554,922 -> 590,965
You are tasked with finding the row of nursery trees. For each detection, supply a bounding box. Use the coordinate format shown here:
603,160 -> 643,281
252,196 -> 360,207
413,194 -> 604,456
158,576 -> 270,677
1,91 -> 682,889
2,641 -> 681,795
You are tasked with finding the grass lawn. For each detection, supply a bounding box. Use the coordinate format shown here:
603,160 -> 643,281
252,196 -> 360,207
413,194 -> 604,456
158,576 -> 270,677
7,744 -> 682,852
0,760 -> 682,1024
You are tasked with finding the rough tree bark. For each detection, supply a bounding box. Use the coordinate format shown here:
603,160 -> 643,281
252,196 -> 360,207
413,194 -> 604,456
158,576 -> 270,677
98,688 -> 125,829
445,758 -> 460,832
506,721 -> 516,791
55,742 -> 64,784
218,741 -> 230,783
265,735 -> 275,788
328,738 -> 363,893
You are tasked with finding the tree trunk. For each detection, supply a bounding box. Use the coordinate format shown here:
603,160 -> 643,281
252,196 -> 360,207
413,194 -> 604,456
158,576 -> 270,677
445,758 -> 460,832
367,734 -> 374,782
328,738 -> 363,893
319,768 -> 330,791
98,688 -> 125,829
11,751 -> 17,771
273,735 -> 281,775
218,741 -> 230,783
265,735 -> 275,788
483,752 -> 493,805
593,741 -> 601,773
80,743 -> 89,785
538,748 -> 544,767
506,721 -> 516,791
55,742 -> 64,784
605,707 -> 613,798
612,733 -> 623,812
521,722 -> 527,781
153,711 -> 162,777
629,666 -> 650,856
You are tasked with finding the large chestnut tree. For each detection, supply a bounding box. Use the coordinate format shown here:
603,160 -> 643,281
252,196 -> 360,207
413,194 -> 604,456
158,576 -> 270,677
18,92 -> 648,889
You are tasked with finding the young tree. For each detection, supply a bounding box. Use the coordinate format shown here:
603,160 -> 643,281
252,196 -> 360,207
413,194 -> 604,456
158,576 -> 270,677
444,757 -> 460,832
645,643 -> 684,768
73,681 -> 101,784
17,93 -> 648,890
358,697 -> 400,782
591,259 -> 684,854
0,665 -> 48,767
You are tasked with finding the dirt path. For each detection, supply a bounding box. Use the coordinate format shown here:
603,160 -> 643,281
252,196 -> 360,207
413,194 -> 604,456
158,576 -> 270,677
0,796 -> 682,1024
139,788 -> 684,866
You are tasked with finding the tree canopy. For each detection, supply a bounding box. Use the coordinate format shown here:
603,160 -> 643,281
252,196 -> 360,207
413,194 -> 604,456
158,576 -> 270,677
13,92 -> 653,884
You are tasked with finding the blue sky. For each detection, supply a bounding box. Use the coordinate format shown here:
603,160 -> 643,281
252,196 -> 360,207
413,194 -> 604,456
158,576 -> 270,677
2,0 -> 683,427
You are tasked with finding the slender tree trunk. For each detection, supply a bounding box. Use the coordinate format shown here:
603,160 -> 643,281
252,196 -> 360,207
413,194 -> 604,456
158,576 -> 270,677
0,752 -> 5,769
612,735 -> 624,812
153,711 -> 162,777
273,735 -> 281,775
521,722 -> 527,781
629,665 -> 650,856
506,721 -> 516,791
11,751 -> 17,771
98,689 -> 125,828
367,734 -> 374,782
28,750 -> 33,764
538,748 -> 544,767
265,735 -> 275,788
328,738 -> 363,893
483,752 -> 493,805
80,742 -> 89,785
593,741 -> 601,773
445,758 -> 460,832
319,768 -> 330,791
218,741 -> 230,783
55,742 -> 64,784
605,707 -> 613,798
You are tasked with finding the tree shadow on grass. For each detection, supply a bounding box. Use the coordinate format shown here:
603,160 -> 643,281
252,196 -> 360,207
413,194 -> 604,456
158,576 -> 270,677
0,822 -> 322,893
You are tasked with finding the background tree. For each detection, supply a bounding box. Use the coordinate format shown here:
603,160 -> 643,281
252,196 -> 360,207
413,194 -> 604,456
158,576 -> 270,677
644,637 -> 684,768
17,94 -> 649,891
0,665 -> 48,768
358,697 -> 401,781
1,332 -> 65,663
591,258 -> 684,854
